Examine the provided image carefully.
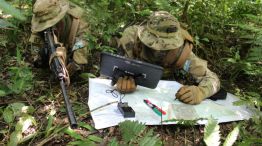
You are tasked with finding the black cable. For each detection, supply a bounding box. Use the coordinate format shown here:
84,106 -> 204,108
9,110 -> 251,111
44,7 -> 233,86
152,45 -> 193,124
106,89 -> 125,103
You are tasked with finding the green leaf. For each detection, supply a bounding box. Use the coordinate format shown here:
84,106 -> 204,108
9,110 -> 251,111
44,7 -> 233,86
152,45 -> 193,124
223,125 -> 240,146
87,135 -> 103,143
204,117 -> 221,146
78,122 -> 95,131
0,19 -> 16,28
45,115 -> 54,137
7,131 -> 22,146
202,38 -> 210,42
0,0 -> 26,20
238,138 -> 262,146
138,128 -> 161,146
15,114 -> 36,133
79,73 -> 96,79
64,127 -> 83,140
68,140 -> 96,146
0,89 -> 7,96
119,120 -> 146,143
108,137 -> 119,146
0,84 -> 11,96
0,129 -> 8,134
3,107 -> 14,123
10,102 -> 27,116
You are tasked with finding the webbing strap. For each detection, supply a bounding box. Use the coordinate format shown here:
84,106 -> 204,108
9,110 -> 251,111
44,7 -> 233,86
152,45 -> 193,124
175,42 -> 192,68
163,41 -> 192,69
68,18 -> 80,49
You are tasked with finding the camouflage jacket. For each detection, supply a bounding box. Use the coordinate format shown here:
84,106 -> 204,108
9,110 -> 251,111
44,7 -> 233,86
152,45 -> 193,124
29,2 -> 89,65
118,25 -> 220,99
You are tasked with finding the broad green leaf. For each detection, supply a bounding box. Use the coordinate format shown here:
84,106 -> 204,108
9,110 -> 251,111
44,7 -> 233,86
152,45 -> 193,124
78,122 -> 95,131
87,135 -> 103,143
0,0 -> 26,20
204,117 -> 220,146
10,102 -> 26,116
7,131 -> 22,146
3,107 -> 14,123
15,114 -> 36,133
223,125 -> 240,146
64,127 -> 83,140
79,73 -> 96,79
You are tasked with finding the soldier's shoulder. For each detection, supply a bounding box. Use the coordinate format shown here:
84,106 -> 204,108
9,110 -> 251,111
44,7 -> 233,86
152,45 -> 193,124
122,25 -> 140,37
67,2 -> 84,18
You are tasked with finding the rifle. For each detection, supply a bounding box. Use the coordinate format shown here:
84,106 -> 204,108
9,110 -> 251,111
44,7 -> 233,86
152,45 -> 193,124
43,28 -> 77,129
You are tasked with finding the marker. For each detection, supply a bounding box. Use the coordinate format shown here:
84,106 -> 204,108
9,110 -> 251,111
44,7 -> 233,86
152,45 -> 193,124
143,99 -> 166,116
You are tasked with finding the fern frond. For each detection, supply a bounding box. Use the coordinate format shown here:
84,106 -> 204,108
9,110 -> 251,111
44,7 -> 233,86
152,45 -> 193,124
237,24 -> 260,32
247,47 -> 262,62
139,129 -> 161,146
243,14 -> 262,25
223,125 -> 240,146
119,120 -> 146,143
204,117 -> 221,146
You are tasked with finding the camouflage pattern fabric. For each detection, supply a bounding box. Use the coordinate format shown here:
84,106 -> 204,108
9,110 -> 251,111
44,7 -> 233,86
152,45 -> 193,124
118,25 -> 220,100
29,0 -> 89,70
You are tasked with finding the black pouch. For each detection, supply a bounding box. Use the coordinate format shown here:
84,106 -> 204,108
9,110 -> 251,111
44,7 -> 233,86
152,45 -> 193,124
208,88 -> 227,101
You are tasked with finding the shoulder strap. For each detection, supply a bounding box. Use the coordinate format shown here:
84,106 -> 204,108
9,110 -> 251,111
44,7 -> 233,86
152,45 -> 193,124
67,2 -> 84,48
163,41 -> 192,69
175,41 -> 193,68
133,28 -> 143,59
67,18 -> 80,49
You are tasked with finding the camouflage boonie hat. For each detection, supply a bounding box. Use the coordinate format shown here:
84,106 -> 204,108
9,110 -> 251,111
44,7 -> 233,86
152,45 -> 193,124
31,0 -> 69,33
138,11 -> 193,51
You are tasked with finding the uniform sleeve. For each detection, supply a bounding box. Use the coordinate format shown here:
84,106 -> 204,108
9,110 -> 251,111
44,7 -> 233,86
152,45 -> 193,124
185,52 -> 220,98
117,26 -> 139,58
72,19 -> 89,65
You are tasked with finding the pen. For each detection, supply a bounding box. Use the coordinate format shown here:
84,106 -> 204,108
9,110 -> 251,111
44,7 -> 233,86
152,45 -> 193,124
143,99 -> 166,116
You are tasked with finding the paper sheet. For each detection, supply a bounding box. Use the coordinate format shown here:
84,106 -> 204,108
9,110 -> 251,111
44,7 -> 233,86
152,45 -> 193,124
88,78 -> 253,129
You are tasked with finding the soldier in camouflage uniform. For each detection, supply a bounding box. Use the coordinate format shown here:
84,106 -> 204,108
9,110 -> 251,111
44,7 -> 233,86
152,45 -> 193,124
116,11 -> 220,105
29,0 -> 89,84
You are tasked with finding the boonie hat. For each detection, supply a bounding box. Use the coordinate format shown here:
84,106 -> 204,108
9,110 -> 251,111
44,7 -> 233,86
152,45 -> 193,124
138,11 -> 193,51
31,0 -> 69,33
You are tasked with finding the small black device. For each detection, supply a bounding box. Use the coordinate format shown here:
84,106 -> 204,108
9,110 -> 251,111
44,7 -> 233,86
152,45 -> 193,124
100,52 -> 163,89
117,102 -> 135,118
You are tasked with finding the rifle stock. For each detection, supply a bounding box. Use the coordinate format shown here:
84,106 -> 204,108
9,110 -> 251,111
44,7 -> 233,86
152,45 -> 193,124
44,28 -> 77,128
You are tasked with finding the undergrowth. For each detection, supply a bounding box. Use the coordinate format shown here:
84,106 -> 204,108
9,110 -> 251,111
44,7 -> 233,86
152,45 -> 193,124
0,0 -> 261,145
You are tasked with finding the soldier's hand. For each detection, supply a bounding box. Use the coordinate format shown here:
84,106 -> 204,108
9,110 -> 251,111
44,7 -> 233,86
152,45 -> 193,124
175,86 -> 205,105
116,76 -> 136,93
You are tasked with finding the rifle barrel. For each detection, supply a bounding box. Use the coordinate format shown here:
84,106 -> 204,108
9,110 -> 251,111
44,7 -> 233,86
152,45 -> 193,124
60,80 -> 77,128
44,28 -> 77,129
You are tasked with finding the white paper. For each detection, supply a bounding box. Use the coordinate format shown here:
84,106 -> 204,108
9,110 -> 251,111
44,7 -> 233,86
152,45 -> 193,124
88,78 -> 253,129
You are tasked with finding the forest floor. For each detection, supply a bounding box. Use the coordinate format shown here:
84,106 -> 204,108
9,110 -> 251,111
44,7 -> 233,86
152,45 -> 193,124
0,47 -> 245,146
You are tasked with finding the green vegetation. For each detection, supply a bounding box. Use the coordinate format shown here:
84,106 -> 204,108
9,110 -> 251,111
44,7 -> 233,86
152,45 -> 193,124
0,0 -> 261,145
